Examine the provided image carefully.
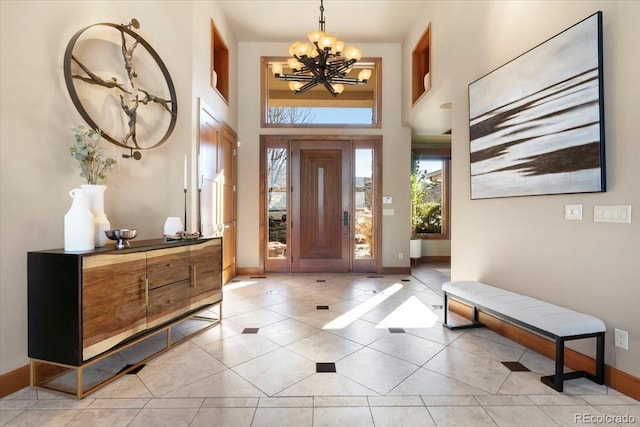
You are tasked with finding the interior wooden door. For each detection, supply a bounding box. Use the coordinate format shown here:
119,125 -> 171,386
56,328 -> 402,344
199,101 -> 237,283
219,127 -> 236,283
291,140 -> 351,272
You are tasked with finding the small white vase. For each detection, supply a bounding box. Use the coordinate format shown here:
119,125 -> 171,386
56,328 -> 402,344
82,184 -> 110,247
410,239 -> 422,259
164,217 -> 183,235
64,188 -> 95,251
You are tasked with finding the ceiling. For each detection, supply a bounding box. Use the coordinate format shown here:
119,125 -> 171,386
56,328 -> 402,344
217,1 -> 429,43
217,0 -> 451,138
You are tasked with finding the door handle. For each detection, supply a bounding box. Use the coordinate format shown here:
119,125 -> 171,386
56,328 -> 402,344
343,211 -> 349,226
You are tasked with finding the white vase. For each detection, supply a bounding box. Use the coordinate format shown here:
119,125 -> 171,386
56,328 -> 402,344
164,217 -> 183,235
410,239 -> 422,259
82,184 -> 110,247
64,188 -> 95,251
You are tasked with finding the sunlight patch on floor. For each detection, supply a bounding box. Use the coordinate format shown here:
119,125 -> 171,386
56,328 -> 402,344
322,283 -> 403,330
375,296 -> 438,329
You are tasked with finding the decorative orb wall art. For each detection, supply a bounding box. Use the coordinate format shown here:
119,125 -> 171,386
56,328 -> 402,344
64,19 -> 177,154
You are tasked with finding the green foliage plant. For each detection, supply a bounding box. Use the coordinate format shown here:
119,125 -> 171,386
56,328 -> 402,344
69,125 -> 117,185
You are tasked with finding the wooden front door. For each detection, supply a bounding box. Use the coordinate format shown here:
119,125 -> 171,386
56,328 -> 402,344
199,102 -> 237,283
291,140 -> 351,272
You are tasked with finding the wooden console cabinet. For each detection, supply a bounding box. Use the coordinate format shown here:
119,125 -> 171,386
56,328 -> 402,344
28,238 -> 222,398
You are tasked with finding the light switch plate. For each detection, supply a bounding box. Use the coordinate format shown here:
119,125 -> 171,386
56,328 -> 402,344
594,205 -> 632,223
565,204 -> 583,220
382,195 -> 393,204
383,208 -> 395,216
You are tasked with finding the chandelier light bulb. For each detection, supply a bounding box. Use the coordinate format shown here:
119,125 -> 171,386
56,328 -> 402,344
343,46 -> 362,61
358,68 -> 372,81
289,81 -> 304,91
294,42 -> 313,57
288,42 -> 301,56
331,83 -> 344,94
318,35 -> 337,51
271,62 -> 283,76
308,30 -> 325,43
335,40 -> 345,54
287,58 -> 302,70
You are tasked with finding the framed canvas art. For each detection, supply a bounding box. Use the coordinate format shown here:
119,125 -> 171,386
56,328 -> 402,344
468,12 -> 605,199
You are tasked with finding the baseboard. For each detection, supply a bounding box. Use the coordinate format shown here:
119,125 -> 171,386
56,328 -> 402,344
235,267 -> 262,276
382,266 -> 411,275
449,300 -> 640,401
422,255 -> 451,263
0,364 -> 30,398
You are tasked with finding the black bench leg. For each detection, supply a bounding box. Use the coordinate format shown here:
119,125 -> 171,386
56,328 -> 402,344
594,333 -> 605,384
554,337 -> 565,392
442,292 -> 484,330
540,337 -> 565,392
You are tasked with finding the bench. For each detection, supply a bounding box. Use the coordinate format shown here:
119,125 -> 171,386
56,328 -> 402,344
442,280 -> 605,392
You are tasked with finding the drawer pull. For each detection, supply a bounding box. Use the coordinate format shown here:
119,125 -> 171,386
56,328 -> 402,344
193,266 -> 197,289
167,299 -> 174,304
144,278 -> 149,307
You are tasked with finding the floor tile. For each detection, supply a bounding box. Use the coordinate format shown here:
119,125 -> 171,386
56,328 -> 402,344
163,369 -> 267,398
2,409 -> 82,426
450,332 -> 526,362
232,348 -> 316,396
368,395 -> 425,406
325,318 -> 389,346
258,397 -> 313,407
314,396 -> 369,407
427,406 -> 497,427
370,406 -> 435,427
259,319 -> 320,346
189,407 -> 255,427
336,347 -> 419,395
389,368 -> 489,396
276,373 -> 378,396
252,407 -> 313,427
484,405 -> 556,426
137,341 -> 227,396
202,333 -> 280,367
226,308 -> 288,328
286,331 -> 362,362
313,406 -> 374,427
65,408 -> 140,427
424,346 -> 511,394
369,333 -> 445,366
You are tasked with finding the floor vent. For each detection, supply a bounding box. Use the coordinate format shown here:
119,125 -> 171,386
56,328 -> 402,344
501,361 -> 530,372
316,362 -> 337,373
242,328 -> 260,334
388,328 -> 406,333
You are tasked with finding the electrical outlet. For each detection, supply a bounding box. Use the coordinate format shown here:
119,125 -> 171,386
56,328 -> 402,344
398,252 -> 404,260
614,328 -> 629,350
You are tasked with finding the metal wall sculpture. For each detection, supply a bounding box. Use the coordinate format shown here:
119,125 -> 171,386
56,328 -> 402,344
468,12 -> 605,199
64,19 -> 177,157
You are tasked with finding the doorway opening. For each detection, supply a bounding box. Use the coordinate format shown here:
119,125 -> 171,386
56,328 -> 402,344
260,135 -> 382,273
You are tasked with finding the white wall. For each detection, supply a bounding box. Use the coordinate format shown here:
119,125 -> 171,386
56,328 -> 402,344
0,0 -> 235,375
439,1 -> 640,378
236,42 -> 412,269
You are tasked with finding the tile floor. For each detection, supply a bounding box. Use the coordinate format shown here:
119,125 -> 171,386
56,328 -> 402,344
2,265 -> 638,426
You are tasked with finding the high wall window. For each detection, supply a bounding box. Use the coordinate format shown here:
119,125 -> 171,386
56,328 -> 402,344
411,148 -> 450,240
261,57 -> 382,128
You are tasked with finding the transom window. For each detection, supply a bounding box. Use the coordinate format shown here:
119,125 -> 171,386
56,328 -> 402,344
261,56 -> 381,128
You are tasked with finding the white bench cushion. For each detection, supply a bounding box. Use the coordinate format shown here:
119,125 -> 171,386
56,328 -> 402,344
443,281 -> 606,337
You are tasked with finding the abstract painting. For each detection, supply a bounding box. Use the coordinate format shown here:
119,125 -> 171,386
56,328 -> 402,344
468,12 -> 605,199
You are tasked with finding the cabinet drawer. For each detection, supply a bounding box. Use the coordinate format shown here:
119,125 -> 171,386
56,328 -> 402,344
191,239 -> 222,273
147,279 -> 191,328
147,246 -> 191,289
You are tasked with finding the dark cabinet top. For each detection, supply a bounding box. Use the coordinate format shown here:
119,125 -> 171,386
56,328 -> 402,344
29,237 -> 221,256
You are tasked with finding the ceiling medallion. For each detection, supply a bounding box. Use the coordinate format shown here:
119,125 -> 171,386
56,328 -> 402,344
64,19 -> 177,157
271,0 -> 372,97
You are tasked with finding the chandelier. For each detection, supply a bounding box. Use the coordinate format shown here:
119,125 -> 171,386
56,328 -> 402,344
271,0 -> 372,97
